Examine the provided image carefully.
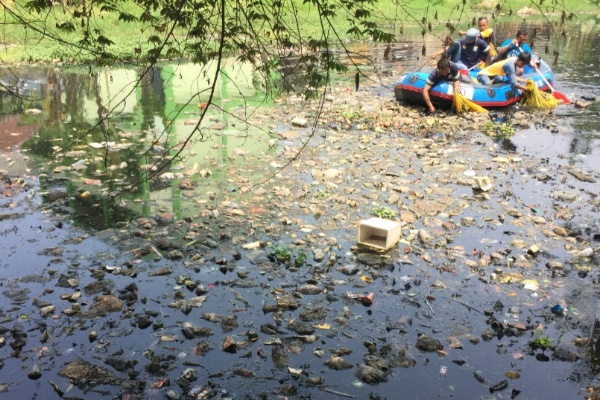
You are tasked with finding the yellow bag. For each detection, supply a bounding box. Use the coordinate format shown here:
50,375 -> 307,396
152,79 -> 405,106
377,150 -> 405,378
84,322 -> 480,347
453,93 -> 488,115
520,79 -> 558,109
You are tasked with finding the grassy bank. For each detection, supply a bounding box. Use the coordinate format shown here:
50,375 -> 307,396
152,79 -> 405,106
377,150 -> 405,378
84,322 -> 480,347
0,0 -> 597,64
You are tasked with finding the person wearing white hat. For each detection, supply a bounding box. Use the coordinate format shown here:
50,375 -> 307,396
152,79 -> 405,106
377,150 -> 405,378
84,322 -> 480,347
445,28 -> 491,71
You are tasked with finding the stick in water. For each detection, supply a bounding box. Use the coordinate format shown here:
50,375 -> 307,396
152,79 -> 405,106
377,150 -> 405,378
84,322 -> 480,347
320,387 -> 357,398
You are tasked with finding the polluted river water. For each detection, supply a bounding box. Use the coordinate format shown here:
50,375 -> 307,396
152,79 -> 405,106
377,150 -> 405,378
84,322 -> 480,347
1,19 -> 600,400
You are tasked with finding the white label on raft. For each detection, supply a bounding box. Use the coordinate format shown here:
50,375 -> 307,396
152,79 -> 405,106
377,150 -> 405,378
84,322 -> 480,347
458,86 -> 474,99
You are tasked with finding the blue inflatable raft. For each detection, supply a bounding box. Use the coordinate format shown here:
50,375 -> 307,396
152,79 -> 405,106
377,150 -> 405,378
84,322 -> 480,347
394,59 -> 555,109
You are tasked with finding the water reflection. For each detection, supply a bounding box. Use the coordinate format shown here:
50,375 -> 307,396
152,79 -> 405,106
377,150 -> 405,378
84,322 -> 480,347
7,60 -> 276,229
0,114 -> 38,151
2,18 -> 599,230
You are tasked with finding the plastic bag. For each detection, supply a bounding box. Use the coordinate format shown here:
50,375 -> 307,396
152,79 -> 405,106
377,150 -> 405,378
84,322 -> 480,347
453,93 -> 488,115
520,79 -> 558,109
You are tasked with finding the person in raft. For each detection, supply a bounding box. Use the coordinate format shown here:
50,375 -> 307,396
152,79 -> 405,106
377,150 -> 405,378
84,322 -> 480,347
444,28 -> 492,71
430,28 -> 491,72
422,57 -> 461,113
477,51 -> 532,92
459,16 -> 497,59
495,29 -> 532,61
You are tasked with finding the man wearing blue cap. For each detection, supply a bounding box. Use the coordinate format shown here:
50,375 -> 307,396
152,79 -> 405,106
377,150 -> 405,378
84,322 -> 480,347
444,28 -> 491,71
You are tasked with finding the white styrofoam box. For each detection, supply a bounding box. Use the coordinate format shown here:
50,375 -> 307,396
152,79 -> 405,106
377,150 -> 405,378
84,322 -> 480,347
358,217 -> 402,250
473,176 -> 493,191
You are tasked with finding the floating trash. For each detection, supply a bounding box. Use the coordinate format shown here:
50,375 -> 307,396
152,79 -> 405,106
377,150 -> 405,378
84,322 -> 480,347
551,305 -> 566,316
27,363 -> 42,380
360,292 -> 375,306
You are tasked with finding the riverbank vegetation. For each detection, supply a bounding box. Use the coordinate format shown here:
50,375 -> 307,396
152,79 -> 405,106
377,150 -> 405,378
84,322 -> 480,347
0,0 -> 596,65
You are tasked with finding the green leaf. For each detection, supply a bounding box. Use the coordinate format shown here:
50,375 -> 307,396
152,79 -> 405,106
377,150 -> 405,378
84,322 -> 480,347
148,35 -> 162,45
24,0 -> 49,13
118,12 -> 138,23
100,5 -> 117,13
97,35 -> 115,47
354,9 -> 370,19
56,22 -> 76,33
165,47 -> 182,58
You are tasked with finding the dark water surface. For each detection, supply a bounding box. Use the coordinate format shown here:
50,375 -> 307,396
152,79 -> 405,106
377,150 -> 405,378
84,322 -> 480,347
1,17 -> 599,400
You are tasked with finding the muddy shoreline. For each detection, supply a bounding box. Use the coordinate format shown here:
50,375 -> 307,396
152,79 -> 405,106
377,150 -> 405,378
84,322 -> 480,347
1,73 -> 600,399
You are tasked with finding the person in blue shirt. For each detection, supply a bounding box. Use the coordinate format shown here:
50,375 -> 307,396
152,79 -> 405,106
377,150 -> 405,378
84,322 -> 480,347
444,28 -> 491,70
496,29 -> 532,60
422,57 -> 461,113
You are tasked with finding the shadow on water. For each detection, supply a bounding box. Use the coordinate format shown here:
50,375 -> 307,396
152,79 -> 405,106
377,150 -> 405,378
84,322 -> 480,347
0,16 -> 599,400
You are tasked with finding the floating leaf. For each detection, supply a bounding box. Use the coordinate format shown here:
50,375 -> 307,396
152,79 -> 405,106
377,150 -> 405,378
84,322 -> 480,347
82,178 -> 102,186
449,336 -> 463,349
161,335 -> 178,342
